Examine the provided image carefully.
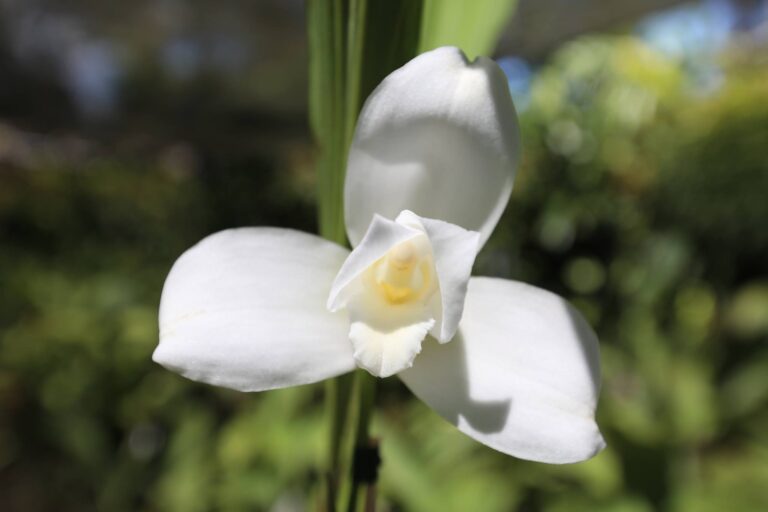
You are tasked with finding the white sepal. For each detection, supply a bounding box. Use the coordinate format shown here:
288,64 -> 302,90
344,46 -> 520,249
399,277 -> 605,463
154,228 -> 356,392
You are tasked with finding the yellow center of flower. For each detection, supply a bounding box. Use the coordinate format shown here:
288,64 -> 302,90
369,240 -> 433,305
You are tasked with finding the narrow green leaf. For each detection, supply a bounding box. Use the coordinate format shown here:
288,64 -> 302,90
308,0 -> 349,245
419,0 -> 518,59
354,0 -> 423,118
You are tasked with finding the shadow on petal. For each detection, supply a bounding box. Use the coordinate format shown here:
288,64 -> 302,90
346,119 -> 514,248
400,330 -> 511,435
400,277 -> 604,461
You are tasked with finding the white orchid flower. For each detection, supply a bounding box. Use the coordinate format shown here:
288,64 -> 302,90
153,47 -> 605,464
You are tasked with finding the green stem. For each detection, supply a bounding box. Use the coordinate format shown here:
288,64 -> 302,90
310,1 -> 424,508
344,371 -> 378,512
310,1 -> 357,509
327,373 -> 355,469
345,0 -> 367,145
328,0 -> 347,245
325,372 -> 355,511
310,0 -> 349,246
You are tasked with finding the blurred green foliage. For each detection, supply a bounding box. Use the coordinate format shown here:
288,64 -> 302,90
2,32 -> 768,512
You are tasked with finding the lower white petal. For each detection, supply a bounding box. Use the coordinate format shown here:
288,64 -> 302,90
399,277 -> 605,463
350,315 -> 435,378
154,228 -> 356,392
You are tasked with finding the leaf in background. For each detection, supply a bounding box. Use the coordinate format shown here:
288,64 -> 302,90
419,0 -> 518,59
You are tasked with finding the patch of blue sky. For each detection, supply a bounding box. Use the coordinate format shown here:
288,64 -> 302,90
496,56 -> 533,111
637,0 -> 738,58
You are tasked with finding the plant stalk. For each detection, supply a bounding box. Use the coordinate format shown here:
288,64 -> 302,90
344,371 -> 378,512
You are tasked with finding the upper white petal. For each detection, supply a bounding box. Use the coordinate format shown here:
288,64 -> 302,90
154,228 -> 356,392
399,277 -> 605,463
327,214 -> 422,312
344,46 -> 520,248
397,210 -> 480,343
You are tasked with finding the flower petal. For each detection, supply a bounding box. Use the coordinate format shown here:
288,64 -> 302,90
399,277 -> 605,463
344,46 -> 521,248
350,311 -> 435,378
154,228 -> 356,392
327,214 -> 422,312
396,210 -> 480,343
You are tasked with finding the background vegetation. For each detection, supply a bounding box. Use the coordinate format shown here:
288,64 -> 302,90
1,1 -> 767,510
